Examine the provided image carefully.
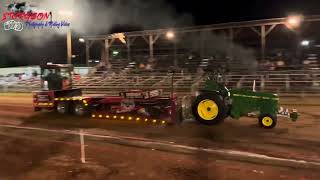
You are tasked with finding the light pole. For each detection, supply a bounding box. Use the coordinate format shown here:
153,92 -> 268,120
58,10 -> 73,64
67,29 -> 72,64
286,15 -> 304,64
166,31 -> 178,67
77,38 -> 86,65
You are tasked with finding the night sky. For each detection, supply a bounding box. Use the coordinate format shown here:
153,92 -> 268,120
167,0 -> 320,25
2,0 -> 320,67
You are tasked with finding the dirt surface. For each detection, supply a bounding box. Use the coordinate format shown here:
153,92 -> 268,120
0,128 -> 319,180
0,94 -> 320,179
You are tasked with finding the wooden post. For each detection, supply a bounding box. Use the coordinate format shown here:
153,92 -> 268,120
67,29 -> 72,64
149,35 -> 154,60
80,129 -> 86,163
261,25 -> 266,60
105,39 -> 110,66
127,37 -> 131,62
174,41 -> 177,67
85,40 -> 90,67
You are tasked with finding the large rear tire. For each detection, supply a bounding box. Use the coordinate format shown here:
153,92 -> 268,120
34,107 -> 41,112
192,93 -> 226,125
56,101 -> 69,114
73,102 -> 89,116
145,106 -> 162,118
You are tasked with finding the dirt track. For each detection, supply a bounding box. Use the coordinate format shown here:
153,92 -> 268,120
1,129 -> 319,180
0,94 -> 320,179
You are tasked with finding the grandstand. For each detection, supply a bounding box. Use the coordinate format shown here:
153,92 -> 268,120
83,16 -> 320,73
2,17 -> 320,96
3,68 -> 319,97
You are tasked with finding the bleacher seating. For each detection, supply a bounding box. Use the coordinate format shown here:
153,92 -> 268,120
73,71 -> 201,96
2,67 -> 320,96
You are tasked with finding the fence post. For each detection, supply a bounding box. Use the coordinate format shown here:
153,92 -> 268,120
237,76 -> 244,88
3,85 -> 8,92
260,75 -> 265,91
80,129 -> 86,163
285,74 -> 290,90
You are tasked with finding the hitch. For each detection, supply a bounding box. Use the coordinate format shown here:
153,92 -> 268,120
277,107 -> 299,122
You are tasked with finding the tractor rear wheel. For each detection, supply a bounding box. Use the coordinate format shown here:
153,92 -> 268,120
145,106 -> 162,118
34,107 -> 41,112
73,102 -> 89,116
56,101 -> 69,114
192,93 -> 226,125
259,114 -> 277,129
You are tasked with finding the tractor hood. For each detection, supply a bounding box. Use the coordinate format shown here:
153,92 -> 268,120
229,89 -> 279,101
202,79 -> 279,101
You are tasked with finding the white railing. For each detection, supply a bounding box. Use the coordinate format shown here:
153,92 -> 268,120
1,72 -> 320,97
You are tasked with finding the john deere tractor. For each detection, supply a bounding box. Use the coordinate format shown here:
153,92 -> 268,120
192,75 -> 298,128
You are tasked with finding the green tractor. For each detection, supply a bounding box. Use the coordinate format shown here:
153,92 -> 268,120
192,76 -> 298,128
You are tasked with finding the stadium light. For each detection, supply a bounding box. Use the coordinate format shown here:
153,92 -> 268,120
78,38 -> 85,43
301,40 -> 310,47
287,15 -> 303,29
112,50 -> 119,56
166,31 -> 175,39
57,10 -> 74,64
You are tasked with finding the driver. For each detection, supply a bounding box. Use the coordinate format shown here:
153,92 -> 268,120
45,69 -> 62,90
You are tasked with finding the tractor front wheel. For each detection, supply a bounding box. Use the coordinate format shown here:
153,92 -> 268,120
192,93 -> 226,125
259,114 -> 277,129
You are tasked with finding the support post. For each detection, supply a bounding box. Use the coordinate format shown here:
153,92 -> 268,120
229,28 -> 234,60
80,129 -> 86,163
105,39 -> 110,67
101,43 -> 106,65
149,35 -> 154,60
285,74 -> 290,90
67,29 -> 72,64
261,25 -> 266,61
260,75 -> 265,91
85,40 -> 90,67
200,31 -> 205,59
127,37 -> 131,62
295,28 -> 302,62
251,24 -> 276,61
174,41 -> 177,67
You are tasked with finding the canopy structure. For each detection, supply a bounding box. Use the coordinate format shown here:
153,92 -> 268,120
82,15 -> 320,67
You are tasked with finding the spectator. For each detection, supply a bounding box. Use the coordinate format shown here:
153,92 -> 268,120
21,73 -> 27,80
32,70 -> 38,77
103,71 -> 108,79
139,63 -> 145,69
145,63 -> 153,71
